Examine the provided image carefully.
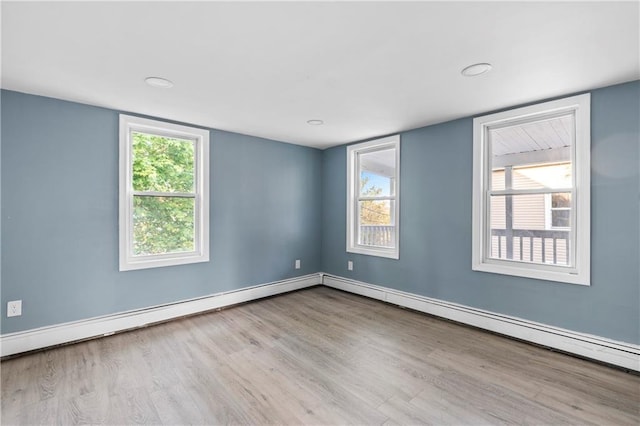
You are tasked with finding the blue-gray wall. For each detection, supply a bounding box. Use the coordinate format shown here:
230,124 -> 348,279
2,81 -> 638,345
322,81 -> 640,345
1,90 -> 322,334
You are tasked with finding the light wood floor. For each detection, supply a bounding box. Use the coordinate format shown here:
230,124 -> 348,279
1,286 -> 639,425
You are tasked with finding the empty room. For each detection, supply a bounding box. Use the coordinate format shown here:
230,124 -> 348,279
1,1 -> 639,424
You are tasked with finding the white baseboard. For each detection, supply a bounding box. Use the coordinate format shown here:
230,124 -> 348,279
4,272 -> 638,372
1,274 -> 321,357
322,274 -> 640,372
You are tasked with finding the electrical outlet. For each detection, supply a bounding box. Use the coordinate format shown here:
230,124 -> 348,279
7,300 -> 22,317
295,259 -> 301,269
348,260 -> 353,271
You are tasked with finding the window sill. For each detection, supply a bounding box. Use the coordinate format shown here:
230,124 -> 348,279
347,245 -> 399,260
472,260 -> 589,286
120,253 -> 209,271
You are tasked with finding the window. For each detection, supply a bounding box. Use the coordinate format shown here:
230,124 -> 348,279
119,115 -> 209,271
546,192 -> 571,230
347,135 -> 400,259
472,94 -> 590,285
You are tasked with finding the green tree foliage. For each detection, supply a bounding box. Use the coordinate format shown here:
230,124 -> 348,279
132,132 -> 196,255
132,132 -> 194,192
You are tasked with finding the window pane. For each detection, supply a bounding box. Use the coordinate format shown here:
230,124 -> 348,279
552,210 -> 571,228
358,200 -> 395,247
133,196 -> 195,255
489,194 -> 571,266
490,115 -> 573,190
359,149 -> 395,196
552,192 -> 571,208
360,171 -> 392,197
132,132 -> 195,193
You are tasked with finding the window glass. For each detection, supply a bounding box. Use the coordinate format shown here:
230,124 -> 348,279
550,193 -> 571,228
133,196 -> 195,255
132,132 -> 195,193
359,149 -> 396,196
358,200 -> 395,248
489,193 -> 570,265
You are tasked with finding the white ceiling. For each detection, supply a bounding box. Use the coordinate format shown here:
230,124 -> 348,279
2,2 -> 638,149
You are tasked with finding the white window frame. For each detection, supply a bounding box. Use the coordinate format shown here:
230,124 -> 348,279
347,135 -> 400,259
119,115 -> 210,271
472,94 -> 590,285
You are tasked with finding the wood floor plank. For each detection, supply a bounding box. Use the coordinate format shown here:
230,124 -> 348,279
378,394 -> 461,426
57,390 -> 111,425
1,354 -> 42,417
1,286 -> 638,425
150,384 -> 208,425
0,395 -> 59,426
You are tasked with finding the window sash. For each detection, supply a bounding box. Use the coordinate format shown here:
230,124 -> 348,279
484,184 -> 577,270
484,197 -> 573,268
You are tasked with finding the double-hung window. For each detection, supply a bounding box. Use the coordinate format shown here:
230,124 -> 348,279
119,115 -> 209,271
347,135 -> 400,259
472,94 -> 590,285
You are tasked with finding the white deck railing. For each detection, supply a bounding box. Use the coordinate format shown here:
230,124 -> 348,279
360,225 -> 395,247
491,228 -> 570,265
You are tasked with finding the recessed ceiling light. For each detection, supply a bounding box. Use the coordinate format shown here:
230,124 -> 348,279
307,119 -> 324,125
145,77 -> 174,88
461,63 -> 492,77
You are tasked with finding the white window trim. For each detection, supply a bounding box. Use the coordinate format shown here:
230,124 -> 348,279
119,115 -> 210,271
472,94 -> 590,285
347,135 -> 400,259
